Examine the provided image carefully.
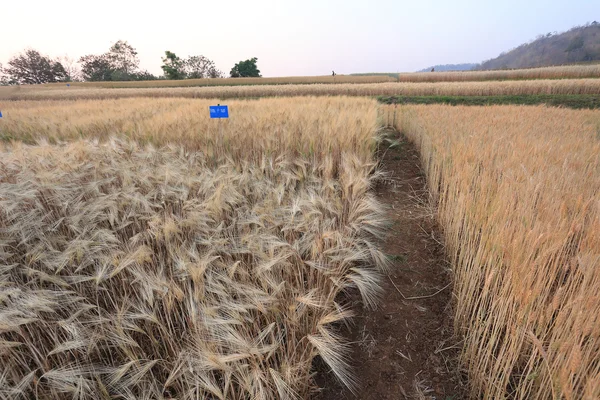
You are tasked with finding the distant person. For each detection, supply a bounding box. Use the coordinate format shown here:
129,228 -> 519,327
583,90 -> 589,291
332,71 -> 336,76
431,67 -> 435,72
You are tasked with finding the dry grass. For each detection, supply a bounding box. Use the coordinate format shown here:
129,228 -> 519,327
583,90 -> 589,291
399,64 -> 600,82
2,78 -> 600,101
0,97 -> 389,399
43,75 -> 397,89
384,104 -> 600,399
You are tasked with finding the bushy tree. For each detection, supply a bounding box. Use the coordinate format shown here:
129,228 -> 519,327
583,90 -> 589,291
108,40 -> 139,75
131,70 -> 161,81
4,49 -> 67,84
79,40 -> 141,81
161,51 -> 186,80
185,55 -> 223,79
0,63 -> 9,85
79,54 -> 115,81
230,57 -> 261,78
209,68 -> 224,78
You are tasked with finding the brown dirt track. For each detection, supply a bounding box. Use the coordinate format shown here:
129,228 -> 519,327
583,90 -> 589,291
314,131 -> 467,399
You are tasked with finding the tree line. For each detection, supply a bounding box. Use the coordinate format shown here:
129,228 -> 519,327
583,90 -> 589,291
0,40 -> 261,85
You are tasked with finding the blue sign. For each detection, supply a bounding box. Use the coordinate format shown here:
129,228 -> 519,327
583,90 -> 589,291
209,105 -> 229,119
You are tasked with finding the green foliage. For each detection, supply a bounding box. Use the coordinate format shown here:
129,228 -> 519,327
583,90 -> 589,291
79,54 -> 115,81
161,51 -> 186,80
230,57 -> 261,78
130,70 -> 161,81
4,49 -> 67,84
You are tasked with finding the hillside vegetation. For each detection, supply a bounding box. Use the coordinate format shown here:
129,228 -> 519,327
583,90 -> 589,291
479,23 -> 600,69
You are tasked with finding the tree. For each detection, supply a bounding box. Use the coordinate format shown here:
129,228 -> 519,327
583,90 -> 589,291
184,55 -> 222,79
0,63 -> 9,85
58,55 -> 82,82
108,40 -> 139,75
230,57 -> 261,78
208,68 -> 224,79
79,54 -> 115,81
161,51 -> 186,80
79,40 -> 141,81
4,49 -> 67,84
130,70 -> 160,81
51,62 -> 67,82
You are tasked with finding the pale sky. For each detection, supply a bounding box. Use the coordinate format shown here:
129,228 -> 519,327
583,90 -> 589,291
0,0 -> 597,77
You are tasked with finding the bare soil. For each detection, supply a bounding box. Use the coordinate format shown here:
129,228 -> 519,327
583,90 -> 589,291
313,130 -> 467,399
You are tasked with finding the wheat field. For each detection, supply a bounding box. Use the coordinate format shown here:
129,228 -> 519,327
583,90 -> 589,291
2,78 -> 600,101
399,64 -> 600,82
384,104 -> 600,400
0,97 -> 389,399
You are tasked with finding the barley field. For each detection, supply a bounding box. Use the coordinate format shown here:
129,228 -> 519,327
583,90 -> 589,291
384,104 -> 600,400
0,97 -> 379,160
2,78 -> 600,101
42,74 -> 397,89
2,94 -> 600,399
399,64 -> 600,82
0,97 -> 389,399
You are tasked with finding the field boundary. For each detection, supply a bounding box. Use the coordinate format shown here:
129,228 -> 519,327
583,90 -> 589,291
316,129 -> 466,399
378,94 -> 600,109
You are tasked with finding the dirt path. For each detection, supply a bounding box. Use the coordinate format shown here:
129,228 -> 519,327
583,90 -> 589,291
314,130 -> 466,399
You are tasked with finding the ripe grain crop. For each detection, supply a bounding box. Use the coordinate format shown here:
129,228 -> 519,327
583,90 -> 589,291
42,74 -> 397,89
0,97 -> 388,399
2,78 -> 600,101
0,97 -> 379,162
399,64 -> 600,82
383,104 -> 600,399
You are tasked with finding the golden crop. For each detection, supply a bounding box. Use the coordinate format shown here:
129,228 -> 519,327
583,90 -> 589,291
0,97 -> 387,399
399,64 -> 600,82
2,78 -> 600,101
2,94 -> 600,399
42,74 -> 397,89
0,97 -> 379,163
384,104 -> 600,400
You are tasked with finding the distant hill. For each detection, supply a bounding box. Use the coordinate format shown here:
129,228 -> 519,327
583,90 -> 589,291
417,63 -> 477,72
478,22 -> 600,70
